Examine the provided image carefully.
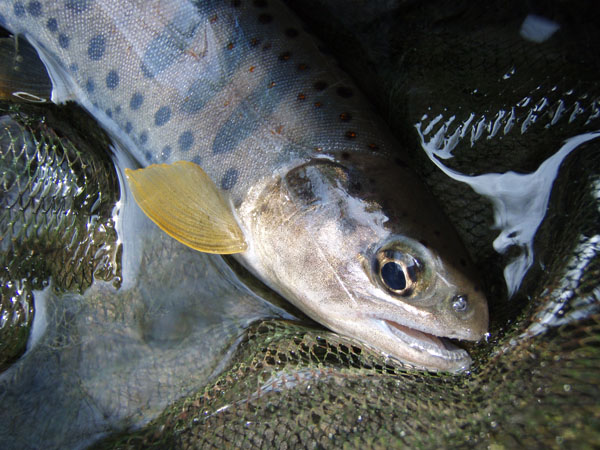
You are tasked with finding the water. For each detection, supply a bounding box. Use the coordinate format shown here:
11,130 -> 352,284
0,101 -> 291,449
417,118 -> 600,297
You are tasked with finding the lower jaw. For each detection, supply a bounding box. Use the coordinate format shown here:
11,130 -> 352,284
383,320 -> 472,372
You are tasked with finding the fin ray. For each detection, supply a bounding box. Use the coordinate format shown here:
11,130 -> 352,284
125,161 -> 247,254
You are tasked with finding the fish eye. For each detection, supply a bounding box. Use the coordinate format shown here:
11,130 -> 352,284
374,249 -> 420,296
381,261 -> 406,291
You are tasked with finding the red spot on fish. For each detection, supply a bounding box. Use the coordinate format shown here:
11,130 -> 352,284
271,125 -> 284,134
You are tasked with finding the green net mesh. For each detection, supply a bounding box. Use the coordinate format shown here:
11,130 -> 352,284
0,101 -> 120,370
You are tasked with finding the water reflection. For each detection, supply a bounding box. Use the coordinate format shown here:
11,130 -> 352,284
0,118 -> 290,449
417,117 -> 600,296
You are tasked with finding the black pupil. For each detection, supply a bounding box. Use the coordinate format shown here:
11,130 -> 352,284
381,262 -> 407,291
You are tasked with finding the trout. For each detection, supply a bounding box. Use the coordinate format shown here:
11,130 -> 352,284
0,0 -> 488,371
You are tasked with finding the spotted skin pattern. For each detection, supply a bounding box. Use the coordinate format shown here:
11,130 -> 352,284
0,0 -> 392,201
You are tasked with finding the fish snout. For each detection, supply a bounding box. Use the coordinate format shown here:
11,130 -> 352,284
444,291 -> 489,341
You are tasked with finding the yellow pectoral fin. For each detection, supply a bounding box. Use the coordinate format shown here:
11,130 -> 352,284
125,161 -> 248,254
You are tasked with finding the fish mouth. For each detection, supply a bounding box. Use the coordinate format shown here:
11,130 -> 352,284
382,319 -> 471,367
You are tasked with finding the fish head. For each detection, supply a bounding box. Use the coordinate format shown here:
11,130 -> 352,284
240,154 -> 488,372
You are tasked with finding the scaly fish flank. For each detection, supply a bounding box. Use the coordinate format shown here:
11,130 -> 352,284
0,0 -> 488,371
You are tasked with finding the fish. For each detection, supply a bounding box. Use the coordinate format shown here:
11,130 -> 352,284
0,0 -> 488,372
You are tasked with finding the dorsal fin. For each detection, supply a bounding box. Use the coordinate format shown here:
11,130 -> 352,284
125,161 -> 247,254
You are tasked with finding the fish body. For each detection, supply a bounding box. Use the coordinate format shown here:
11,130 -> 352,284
0,0 -> 487,371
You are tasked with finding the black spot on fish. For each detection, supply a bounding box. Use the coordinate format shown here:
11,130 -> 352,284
345,130 -> 357,139
253,0 -> 267,7
129,92 -> 143,110
262,42 -> 272,51
106,70 -> 119,89
13,2 -> 26,17
285,28 -> 299,38
141,63 -> 154,79
115,105 -> 121,114
65,0 -> 93,13
258,13 -> 273,24
336,86 -> 354,98
313,81 -> 328,91
297,63 -> 308,71
69,63 -> 78,72
339,112 -> 352,122
178,131 -> 194,152
154,106 -> 171,126
161,145 -> 171,160
58,33 -> 70,49
46,18 -> 58,32
278,51 -> 291,61
124,121 -> 133,134
191,154 -> 202,165
139,131 -> 148,145
85,79 -> 94,93
221,168 -> 238,190
144,150 -> 153,162
88,34 -> 106,60
27,1 -> 42,17
105,108 -> 112,118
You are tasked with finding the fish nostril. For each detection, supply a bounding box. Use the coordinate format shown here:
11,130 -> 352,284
452,295 -> 468,313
